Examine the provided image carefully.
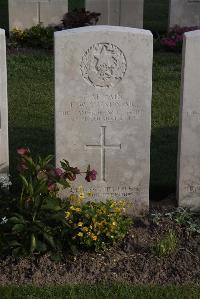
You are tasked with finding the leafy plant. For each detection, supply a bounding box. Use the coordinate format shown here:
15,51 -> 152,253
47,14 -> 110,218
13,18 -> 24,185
61,8 -> 100,29
152,230 -> 178,257
161,25 -> 200,52
64,192 -> 131,251
165,208 -> 200,234
9,25 -> 54,49
3,148 -> 96,257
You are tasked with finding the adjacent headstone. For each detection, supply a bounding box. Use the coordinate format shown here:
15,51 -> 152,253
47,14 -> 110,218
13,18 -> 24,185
0,29 -> 9,174
169,0 -> 200,29
85,0 -> 144,28
9,0 -> 68,30
177,30 -> 200,211
55,26 -> 153,214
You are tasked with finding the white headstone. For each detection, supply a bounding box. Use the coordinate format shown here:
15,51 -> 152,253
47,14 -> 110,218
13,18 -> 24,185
177,30 -> 200,211
85,0 -> 144,28
0,29 -> 9,174
55,26 -> 152,215
169,0 -> 200,29
9,0 -> 68,30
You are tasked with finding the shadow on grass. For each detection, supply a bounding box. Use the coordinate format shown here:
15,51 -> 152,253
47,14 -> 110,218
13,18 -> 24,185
9,127 -> 54,177
150,126 -> 178,200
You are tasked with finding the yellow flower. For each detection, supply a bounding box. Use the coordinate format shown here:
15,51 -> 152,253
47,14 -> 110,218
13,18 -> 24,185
82,227 -> 88,232
92,235 -> 97,241
114,208 -> 122,213
87,191 -> 93,197
77,232 -> 83,237
75,208 -> 81,212
77,222 -> 83,227
79,193 -> 85,200
78,186 -> 84,193
112,221 -> 117,226
69,194 -> 79,202
65,211 -> 71,219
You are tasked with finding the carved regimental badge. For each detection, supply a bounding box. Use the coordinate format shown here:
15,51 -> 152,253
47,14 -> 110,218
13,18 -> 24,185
80,43 -> 127,88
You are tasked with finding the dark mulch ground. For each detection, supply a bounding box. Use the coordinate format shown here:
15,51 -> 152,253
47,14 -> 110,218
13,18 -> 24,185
0,198 -> 199,286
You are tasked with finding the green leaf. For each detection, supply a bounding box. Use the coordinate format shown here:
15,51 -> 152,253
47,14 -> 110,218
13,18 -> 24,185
12,223 -> 25,232
19,175 -> 29,189
42,198 -> 62,211
42,232 -> 56,249
9,240 -> 22,247
9,216 -> 21,224
31,233 -> 37,252
36,240 -> 47,252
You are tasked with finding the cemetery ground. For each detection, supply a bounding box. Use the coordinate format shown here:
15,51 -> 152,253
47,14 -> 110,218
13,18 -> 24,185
1,2 -> 200,296
0,47 -> 199,291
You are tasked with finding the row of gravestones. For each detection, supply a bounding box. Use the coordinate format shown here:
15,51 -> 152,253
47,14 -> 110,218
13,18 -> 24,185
1,26 -> 200,214
7,0 -> 200,31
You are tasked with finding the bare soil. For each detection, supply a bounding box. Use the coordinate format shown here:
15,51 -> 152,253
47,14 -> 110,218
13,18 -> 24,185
0,199 -> 199,286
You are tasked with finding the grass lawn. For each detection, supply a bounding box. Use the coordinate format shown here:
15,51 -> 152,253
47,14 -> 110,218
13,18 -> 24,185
0,0 -> 8,31
144,0 -> 169,34
7,50 -> 181,199
0,284 -> 200,299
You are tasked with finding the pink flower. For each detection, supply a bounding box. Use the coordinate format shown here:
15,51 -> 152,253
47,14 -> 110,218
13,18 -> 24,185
54,168 -> 63,177
48,183 -> 58,192
85,169 -> 97,182
17,147 -> 30,156
18,162 -> 28,173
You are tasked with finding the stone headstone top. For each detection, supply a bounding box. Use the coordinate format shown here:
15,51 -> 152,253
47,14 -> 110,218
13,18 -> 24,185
177,30 -> 200,211
55,26 -> 153,215
169,0 -> 200,28
9,0 -> 68,30
0,29 -> 9,174
85,0 -> 144,28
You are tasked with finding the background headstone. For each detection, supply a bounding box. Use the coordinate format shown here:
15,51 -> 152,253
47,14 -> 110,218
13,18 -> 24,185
55,26 -> 152,214
9,0 -> 68,30
177,30 -> 200,211
85,0 -> 144,28
0,29 -> 9,174
169,0 -> 200,29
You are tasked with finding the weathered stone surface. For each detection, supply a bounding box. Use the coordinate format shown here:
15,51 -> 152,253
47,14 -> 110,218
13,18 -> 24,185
177,30 -> 200,211
85,0 -> 143,28
55,26 -> 152,214
169,0 -> 200,28
0,29 -> 9,174
9,0 -> 68,30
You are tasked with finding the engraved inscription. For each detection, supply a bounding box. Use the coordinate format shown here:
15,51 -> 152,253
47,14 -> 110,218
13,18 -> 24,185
59,94 -> 145,122
80,43 -> 127,88
69,185 -> 147,199
186,110 -> 200,121
185,184 -> 200,193
85,126 -> 121,182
